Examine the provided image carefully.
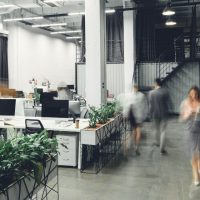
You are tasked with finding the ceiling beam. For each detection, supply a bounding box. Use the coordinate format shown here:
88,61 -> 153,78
117,1 -> 200,11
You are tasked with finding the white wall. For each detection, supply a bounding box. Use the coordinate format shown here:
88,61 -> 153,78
77,63 -> 124,98
8,24 -> 76,93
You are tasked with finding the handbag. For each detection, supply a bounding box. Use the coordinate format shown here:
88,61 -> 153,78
128,105 -> 136,128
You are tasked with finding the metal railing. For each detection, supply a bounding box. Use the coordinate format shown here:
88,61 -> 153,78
134,32 -> 200,87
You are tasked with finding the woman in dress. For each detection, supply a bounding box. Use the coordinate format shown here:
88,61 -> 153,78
180,86 -> 200,186
129,85 -> 148,155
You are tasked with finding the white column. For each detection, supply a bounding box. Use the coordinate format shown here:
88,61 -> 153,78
123,10 -> 136,93
85,0 -> 106,107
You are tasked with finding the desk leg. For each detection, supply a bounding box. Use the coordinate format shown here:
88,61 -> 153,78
78,133 -> 82,169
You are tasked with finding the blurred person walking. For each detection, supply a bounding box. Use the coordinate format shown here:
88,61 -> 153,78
117,85 -> 148,155
129,85 -> 148,155
149,78 -> 172,155
180,86 -> 200,186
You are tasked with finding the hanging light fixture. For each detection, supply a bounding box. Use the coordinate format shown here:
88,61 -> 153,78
162,1 -> 175,16
165,18 -> 177,26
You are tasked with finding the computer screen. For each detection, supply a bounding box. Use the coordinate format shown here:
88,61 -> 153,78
69,101 -> 81,117
0,99 -> 16,115
41,100 -> 69,118
67,85 -> 74,90
40,91 -> 58,104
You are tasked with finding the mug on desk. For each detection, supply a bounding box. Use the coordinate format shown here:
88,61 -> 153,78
75,119 -> 80,128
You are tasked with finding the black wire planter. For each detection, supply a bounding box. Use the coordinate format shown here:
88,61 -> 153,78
81,114 -> 127,174
0,154 -> 59,200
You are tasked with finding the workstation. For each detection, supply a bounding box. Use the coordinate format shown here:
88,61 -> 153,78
0,92 -> 87,167
1,0 -> 199,199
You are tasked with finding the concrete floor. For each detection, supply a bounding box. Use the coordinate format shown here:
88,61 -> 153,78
53,117 -> 200,200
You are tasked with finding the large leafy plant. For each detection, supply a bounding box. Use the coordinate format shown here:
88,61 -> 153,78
0,130 -> 58,191
88,106 -> 98,128
105,102 -> 117,118
97,105 -> 109,124
88,101 -> 117,127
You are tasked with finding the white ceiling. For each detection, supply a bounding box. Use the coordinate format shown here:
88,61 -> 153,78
0,0 -> 124,37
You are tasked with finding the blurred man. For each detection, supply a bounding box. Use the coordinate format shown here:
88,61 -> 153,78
149,78 -> 172,155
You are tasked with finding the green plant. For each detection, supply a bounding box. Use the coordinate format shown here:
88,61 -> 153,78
97,105 -> 109,124
0,130 -> 58,191
106,101 -> 117,118
88,106 -> 98,128
34,88 -> 41,105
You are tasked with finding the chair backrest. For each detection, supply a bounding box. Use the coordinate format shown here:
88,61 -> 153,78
80,108 -> 89,118
25,119 -> 44,135
16,91 -> 24,98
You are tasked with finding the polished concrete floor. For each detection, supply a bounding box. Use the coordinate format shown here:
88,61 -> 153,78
53,117 -> 200,200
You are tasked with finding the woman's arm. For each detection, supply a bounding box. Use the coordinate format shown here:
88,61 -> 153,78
179,100 -> 192,121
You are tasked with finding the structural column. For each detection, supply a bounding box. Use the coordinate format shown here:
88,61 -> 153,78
85,0 -> 107,107
123,9 -> 136,92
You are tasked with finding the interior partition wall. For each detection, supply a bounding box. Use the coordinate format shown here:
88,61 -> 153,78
164,61 -> 200,113
136,62 -> 178,87
136,61 -> 200,113
76,63 -> 124,99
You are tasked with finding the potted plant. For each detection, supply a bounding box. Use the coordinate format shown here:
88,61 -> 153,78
97,105 -> 109,124
88,106 -> 98,128
0,130 -> 58,199
105,101 -> 117,118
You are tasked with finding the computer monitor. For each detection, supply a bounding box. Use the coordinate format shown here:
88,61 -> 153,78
69,101 -> 81,117
40,91 -> 58,104
67,85 -> 74,90
0,99 -> 16,115
41,100 -> 69,118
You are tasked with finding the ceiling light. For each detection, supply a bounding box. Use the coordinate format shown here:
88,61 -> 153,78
105,9 -> 115,14
0,4 -> 17,9
66,36 -> 81,40
162,1 -> 175,16
32,22 -> 67,28
165,19 -> 177,26
68,12 -> 85,16
67,9 -> 115,16
162,8 -> 175,16
51,30 -> 82,35
4,16 -> 44,22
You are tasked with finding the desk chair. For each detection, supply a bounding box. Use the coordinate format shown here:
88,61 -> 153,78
16,91 -> 24,98
25,119 -> 44,135
80,108 -> 89,118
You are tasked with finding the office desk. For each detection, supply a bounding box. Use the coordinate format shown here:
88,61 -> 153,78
0,115 -> 89,169
0,116 -> 88,131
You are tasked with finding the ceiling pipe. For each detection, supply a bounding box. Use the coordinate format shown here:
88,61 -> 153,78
117,1 -> 200,12
38,1 -> 200,19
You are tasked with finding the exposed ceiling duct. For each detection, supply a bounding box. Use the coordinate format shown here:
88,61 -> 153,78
0,2 -> 18,15
38,0 -> 64,7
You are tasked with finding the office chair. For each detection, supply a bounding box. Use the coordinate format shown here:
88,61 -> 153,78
25,119 -> 44,135
80,108 -> 89,118
16,91 -> 24,98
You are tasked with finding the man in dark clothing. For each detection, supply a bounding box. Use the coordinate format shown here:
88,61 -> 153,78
149,78 -> 172,155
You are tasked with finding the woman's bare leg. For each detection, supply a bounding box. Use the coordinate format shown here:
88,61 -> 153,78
134,126 -> 141,155
191,154 -> 200,185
